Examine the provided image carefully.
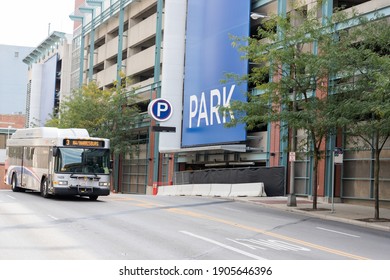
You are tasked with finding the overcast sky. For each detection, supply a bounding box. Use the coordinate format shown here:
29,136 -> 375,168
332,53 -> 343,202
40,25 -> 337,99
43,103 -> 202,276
0,0 -> 75,47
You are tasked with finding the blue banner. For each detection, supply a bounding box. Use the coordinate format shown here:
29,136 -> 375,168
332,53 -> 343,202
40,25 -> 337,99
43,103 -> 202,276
182,0 -> 250,147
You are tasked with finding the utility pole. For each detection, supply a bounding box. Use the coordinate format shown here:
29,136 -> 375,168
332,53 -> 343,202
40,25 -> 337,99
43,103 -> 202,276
287,89 -> 297,207
151,0 -> 163,192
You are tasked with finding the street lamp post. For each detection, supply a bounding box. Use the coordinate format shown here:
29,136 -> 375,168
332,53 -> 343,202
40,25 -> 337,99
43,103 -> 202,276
151,0 -> 163,192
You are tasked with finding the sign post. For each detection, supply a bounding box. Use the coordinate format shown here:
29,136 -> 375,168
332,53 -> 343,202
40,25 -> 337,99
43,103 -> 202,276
331,147 -> 343,212
148,97 -> 174,195
288,152 -> 297,207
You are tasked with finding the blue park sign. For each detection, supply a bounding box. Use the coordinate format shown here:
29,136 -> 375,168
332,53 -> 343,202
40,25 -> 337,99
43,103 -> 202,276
148,98 -> 173,122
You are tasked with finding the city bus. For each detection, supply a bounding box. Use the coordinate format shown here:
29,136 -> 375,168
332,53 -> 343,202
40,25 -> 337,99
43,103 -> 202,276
4,127 -> 111,200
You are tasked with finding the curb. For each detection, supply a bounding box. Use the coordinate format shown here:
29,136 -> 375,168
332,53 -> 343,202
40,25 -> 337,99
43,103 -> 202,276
233,197 -> 390,232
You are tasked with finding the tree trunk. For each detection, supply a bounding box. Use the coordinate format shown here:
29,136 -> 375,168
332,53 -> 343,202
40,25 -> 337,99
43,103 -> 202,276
312,148 -> 319,210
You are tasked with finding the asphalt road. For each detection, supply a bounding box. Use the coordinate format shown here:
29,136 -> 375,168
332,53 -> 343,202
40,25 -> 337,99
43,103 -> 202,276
1,190 -> 390,260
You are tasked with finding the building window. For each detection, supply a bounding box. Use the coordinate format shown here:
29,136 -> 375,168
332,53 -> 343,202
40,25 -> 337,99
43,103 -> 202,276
0,134 -> 6,149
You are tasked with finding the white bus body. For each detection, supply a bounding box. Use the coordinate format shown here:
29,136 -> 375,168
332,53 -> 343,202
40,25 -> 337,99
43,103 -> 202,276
4,127 -> 111,200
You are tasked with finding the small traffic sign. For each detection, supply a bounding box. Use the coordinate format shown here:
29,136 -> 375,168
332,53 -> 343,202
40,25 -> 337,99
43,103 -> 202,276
148,98 -> 173,122
152,125 -> 176,132
334,147 -> 344,164
289,152 -> 296,162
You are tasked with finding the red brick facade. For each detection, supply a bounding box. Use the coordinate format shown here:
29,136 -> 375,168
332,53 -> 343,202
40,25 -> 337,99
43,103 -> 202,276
0,114 -> 25,189
0,114 -> 25,129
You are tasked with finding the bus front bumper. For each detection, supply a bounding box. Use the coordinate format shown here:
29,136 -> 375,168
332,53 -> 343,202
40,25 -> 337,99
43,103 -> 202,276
53,186 -> 110,196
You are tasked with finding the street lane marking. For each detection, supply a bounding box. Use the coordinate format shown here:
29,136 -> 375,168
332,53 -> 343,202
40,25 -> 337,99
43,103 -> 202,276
223,207 -> 242,212
227,238 -> 266,250
6,195 -> 16,200
170,208 -> 370,259
228,238 -> 311,252
316,227 -> 360,238
47,215 -> 59,220
180,231 -> 266,260
122,196 -> 369,260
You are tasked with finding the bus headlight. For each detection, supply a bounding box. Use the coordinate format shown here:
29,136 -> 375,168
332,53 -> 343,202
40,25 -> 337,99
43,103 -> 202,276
99,182 -> 110,187
54,180 -> 68,185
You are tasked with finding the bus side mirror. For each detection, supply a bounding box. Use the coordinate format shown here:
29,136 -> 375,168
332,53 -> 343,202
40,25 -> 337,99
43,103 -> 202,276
53,147 -> 58,157
109,160 -> 113,170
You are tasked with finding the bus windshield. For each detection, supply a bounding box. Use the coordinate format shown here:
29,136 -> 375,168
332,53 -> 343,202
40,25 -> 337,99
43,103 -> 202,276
55,148 -> 111,175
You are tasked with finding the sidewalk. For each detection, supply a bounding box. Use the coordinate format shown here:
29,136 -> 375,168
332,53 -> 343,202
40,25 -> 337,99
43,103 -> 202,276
235,196 -> 390,232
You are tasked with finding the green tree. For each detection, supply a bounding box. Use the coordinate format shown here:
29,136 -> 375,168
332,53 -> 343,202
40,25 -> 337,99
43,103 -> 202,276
331,17 -> 390,220
226,6 -> 346,209
46,79 -> 141,155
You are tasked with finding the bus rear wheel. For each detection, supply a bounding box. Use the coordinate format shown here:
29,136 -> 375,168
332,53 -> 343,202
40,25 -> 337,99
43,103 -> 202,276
41,178 -> 51,198
89,195 -> 98,201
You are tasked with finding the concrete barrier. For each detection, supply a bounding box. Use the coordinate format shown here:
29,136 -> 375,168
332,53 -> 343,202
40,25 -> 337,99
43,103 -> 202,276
176,184 -> 194,196
191,184 -> 211,196
209,183 -> 232,197
158,182 -> 266,197
229,182 -> 266,197
157,185 -> 178,196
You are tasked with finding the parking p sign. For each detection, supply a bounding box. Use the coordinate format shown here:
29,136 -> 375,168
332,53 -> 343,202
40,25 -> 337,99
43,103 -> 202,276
148,98 -> 173,122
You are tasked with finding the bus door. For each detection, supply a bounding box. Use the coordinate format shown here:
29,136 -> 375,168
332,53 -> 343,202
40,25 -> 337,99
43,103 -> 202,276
22,147 -> 35,190
48,147 -> 55,179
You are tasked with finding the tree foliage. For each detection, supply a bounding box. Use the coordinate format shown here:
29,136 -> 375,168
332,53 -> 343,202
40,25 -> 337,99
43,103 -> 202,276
46,79 -> 141,155
226,5 -> 345,209
227,4 -> 390,215
330,16 -> 390,219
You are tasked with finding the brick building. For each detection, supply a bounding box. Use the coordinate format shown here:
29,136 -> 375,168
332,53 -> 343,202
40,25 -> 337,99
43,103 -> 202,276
0,114 -> 25,189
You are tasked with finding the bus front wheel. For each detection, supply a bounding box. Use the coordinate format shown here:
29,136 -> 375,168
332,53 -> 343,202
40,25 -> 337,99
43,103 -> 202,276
11,174 -> 21,192
41,178 -> 51,198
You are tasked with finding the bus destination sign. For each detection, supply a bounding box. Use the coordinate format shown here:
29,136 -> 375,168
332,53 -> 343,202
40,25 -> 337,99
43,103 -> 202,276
63,139 -> 105,148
